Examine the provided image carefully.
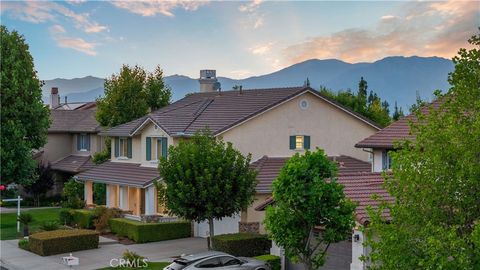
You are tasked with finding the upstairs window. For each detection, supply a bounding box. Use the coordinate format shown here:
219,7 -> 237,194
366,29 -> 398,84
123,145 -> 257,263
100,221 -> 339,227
290,135 -> 310,150
114,137 -> 132,158
77,133 -> 90,151
382,150 -> 393,170
146,137 -> 168,161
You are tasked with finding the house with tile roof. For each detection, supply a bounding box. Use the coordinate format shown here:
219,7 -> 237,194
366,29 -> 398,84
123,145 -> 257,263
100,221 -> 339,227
75,70 -> 381,235
39,87 -> 104,194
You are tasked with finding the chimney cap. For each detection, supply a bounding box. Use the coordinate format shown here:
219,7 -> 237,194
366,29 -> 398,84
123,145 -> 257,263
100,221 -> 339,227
51,87 -> 59,94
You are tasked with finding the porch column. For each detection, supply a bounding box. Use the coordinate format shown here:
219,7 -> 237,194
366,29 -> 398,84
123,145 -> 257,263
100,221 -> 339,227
351,224 -> 368,270
106,184 -> 111,207
135,188 -> 141,216
84,181 -> 93,205
119,186 -> 128,210
106,185 -> 118,208
145,185 -> 156,215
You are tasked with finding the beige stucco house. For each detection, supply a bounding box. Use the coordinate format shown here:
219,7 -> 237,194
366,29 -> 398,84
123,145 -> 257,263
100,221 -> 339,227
76,70 -> 381,230
39,87 -> 103,194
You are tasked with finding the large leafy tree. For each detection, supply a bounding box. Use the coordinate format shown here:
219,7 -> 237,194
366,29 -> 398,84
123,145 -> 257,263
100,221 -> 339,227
265,149 -> 356,270
158,130 -> 257,249
365,33 -> 480,269
0,26 -> 50,186
96,64 -> 171,127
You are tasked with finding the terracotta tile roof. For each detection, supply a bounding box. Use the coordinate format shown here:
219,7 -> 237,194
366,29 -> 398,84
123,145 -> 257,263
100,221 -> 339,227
337,172 -> 393,225
251,155 -> 372,194
255,172 -> 393,225
355,100 -> 443,149
51,155 -> 94,174
75,161 -> 160,187
49,109 -> 101,133
102,87 -> 381,137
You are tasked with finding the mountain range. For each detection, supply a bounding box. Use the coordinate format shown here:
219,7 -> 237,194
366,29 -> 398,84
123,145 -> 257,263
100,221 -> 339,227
42,56 -> 454,111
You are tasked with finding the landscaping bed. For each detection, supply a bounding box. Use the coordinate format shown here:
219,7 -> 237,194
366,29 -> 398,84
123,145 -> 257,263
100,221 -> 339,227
29,229 -> 99,256
109,218 -> 191,243
212,233 -> 271,257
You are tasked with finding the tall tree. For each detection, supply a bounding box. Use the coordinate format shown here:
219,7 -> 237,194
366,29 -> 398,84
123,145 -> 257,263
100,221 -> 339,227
96,64 -> 171,127
158,130 -> 257,249
145,66 -> 172,111
356,77 -> 368,113
365,33 -> 480,269
0,26 -> 50,186
392,101 -> 404,121
265,149 -> 356,270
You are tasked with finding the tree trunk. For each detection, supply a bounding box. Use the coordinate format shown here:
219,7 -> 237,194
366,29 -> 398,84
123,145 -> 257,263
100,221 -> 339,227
23,225 -> 29,237
207,217 -> 215,250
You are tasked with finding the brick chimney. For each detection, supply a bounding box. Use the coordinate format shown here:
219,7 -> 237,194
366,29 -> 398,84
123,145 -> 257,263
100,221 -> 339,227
198,70 -> 220,93
50,87 -> 59,108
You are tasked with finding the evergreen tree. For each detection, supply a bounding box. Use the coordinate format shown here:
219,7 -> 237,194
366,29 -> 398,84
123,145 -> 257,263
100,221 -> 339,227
392,101 -> 405,121
0,26 -> 50,186
356,77 -> 368,113
145,65 -> 171,111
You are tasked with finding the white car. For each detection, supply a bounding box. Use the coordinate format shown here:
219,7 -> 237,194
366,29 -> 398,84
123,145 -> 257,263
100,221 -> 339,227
164,251 -> 271,270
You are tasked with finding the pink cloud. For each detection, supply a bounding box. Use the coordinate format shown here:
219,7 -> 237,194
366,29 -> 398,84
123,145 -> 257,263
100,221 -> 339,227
111,1 -> 208,17
49,25 -> 97,56
282,0 -> 478,64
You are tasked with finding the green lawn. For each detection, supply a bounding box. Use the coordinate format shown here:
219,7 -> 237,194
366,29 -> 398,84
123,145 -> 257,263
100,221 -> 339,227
98,262 -> 170,270
0,208 -> 63,240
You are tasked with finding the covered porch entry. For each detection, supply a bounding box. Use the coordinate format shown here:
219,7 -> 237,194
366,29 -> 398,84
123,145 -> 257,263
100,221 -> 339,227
77,161 -> 165,218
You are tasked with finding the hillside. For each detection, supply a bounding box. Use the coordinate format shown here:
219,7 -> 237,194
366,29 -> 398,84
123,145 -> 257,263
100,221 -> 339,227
42,56 -> 454,110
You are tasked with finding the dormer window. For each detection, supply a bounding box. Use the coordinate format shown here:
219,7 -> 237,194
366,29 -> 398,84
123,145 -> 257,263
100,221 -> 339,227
289,135 -> 310,150
77,133 -> 90,151
146,137 -> 167,162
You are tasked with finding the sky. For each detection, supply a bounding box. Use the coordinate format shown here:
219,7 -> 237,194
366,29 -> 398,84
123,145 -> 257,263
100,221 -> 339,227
1,0 -> 478,80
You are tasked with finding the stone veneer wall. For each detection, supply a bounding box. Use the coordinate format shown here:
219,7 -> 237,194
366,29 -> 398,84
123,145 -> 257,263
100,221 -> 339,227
239,222 -> 260,233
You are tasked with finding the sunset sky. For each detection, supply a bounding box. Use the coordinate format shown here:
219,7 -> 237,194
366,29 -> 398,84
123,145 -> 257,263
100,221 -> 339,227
1,0 -> 478,80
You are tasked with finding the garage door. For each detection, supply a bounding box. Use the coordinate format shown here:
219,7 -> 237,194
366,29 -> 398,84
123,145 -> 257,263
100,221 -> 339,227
194,214 -> 240,238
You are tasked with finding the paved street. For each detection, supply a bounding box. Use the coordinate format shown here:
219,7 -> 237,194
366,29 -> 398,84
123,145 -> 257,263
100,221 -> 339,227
0,237 -> 208,270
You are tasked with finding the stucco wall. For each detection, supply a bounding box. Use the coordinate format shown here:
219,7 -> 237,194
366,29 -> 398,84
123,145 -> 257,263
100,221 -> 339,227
43,133 -> 73,163
241,194 -> 271,234
372,149 -> 383,172
221,92 -> 379,161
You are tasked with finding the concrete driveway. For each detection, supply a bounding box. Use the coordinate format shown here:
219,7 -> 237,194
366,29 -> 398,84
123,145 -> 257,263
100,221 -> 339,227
0,237 -> 208,270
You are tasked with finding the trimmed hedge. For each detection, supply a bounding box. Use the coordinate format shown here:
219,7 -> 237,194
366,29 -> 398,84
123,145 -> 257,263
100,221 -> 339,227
72,209 -> 95,229
109,218 -> 191,243
212,233 -> 271,257
29,229 -> 99,256
254,255 -> 280,270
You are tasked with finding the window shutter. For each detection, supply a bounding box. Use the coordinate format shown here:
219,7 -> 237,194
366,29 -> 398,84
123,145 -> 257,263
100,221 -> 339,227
382,150 -> 387,170
114,138 -> 119,157
304,135 -> 310,149
161,137 -> 168,158
289,136 -> 295,150
86,134 -> 91,151
127,138 -> 132,158
146,137 -> 151,161
77,135 -> 81,150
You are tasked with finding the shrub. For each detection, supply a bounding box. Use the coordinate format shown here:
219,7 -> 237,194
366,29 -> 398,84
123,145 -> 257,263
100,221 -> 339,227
109,218 -> 191,243
94,207 -> 122,233
29,229 -> 99,256
212,233 -> 271,257
254,255 -> 280,270
122,249 -> 145,261
72,209 -> 95,229
62,179 -> 84,209
39,221 -> 59,231
59,209 -> 74,226
18,239 -> 29,251
62,197 -> 85,209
